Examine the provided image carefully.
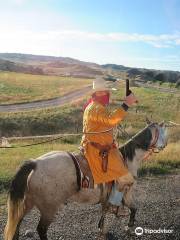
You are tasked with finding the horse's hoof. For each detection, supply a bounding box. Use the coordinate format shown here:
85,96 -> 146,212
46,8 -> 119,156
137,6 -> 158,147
106,232 -> 118,240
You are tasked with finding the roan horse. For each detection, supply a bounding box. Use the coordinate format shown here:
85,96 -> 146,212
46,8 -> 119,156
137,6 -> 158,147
4,121 -> 168,240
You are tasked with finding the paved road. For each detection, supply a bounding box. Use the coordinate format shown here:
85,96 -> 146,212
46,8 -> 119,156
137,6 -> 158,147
0,86 -> 91,112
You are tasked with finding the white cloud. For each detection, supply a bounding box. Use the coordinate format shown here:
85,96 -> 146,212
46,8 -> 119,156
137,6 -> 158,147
8,0 -> 28,5
0,28 -> 180,70
175,39 -> 180,45
19,30 -> 179,48
1,28 -> 180,52
13,0 -> 25,3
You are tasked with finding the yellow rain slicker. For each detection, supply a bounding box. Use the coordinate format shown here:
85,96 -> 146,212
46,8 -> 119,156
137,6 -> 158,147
81,101 -> 129,184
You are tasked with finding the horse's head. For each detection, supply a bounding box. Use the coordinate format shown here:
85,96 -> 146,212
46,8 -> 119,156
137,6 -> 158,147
147,120 -> 168,151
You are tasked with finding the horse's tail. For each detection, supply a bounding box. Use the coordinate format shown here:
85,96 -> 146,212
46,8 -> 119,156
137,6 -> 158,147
4,160 -> 36,240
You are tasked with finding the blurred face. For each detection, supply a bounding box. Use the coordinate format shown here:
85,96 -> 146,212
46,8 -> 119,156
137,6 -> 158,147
94,90 -> 109,96
92,90 -> 110,106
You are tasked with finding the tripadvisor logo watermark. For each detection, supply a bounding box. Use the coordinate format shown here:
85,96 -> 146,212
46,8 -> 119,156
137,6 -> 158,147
135,227 -> 173,236
135,227 -> 144,236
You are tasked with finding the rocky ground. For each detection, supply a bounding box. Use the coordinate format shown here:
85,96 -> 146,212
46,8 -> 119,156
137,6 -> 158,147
0,174 -> 180,240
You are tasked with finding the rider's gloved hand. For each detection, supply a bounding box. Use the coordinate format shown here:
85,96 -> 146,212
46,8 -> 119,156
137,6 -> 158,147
124,92 -> 138,107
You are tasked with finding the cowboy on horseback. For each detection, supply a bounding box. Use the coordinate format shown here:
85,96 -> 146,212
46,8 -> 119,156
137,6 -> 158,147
81,76 -> 138,205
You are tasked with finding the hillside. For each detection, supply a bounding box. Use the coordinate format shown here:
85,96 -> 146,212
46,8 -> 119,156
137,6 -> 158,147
103,64 -> 180,86
0,59 -> 43,75
0,53 -> 180,85
0,53 -> 102,77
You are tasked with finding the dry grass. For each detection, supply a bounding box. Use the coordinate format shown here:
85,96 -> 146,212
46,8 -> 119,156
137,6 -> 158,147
139,141 -> 180,176
0,83 -> 179,189
0,139 -> 78,178
0,71 -> 91,104
0,137 -> 80,194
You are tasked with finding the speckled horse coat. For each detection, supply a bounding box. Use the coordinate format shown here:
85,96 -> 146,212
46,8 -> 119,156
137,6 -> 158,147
4,122 -> 168,240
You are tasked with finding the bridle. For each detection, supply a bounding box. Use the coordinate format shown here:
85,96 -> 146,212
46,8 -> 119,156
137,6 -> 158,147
142,123 -> 161,161
148,124 -> 160,152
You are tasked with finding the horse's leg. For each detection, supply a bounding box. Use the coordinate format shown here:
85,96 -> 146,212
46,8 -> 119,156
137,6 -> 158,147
37,215 -> 52,240
128,207 -> 137,227
99,214 -> 118,240
98,206 -> 108,233
98,184 -> 110,239
98,212 -> 110,239
115,173 -> 137,227
98,201 -> 117,240
122,185 -> 137,227
37,207 -> 56,240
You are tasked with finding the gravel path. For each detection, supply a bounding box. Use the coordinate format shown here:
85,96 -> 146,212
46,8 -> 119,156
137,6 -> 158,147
0,86 -> 91,112
0,174 -> 180,240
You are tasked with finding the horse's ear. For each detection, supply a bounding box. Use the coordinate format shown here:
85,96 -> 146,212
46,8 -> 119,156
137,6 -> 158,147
146,117 -> 152,125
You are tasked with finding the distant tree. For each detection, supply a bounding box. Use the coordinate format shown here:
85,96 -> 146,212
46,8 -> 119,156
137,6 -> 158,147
145,70 -> 155,79
175,78 -> 180,88
168,72 -> 178,83
154,73 -> 166,82
128,68 -> 141,76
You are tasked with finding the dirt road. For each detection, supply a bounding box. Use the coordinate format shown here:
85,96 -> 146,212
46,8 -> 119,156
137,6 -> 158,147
0,86 -> 91,112
0,173 -> 179,240
0,83 -> 179,113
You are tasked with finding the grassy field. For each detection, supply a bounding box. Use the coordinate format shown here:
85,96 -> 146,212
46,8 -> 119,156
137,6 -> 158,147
0,83 -> 179,201
0,71 -> 91,104
0,105 -> 83,136
0,85 -> 179,136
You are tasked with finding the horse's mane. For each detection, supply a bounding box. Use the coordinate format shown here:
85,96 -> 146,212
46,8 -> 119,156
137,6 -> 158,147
119,124 -> 153,161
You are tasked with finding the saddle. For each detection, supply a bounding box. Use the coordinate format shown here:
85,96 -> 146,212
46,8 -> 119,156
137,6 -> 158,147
68,151 -> 116,207
67,151 -> 94,189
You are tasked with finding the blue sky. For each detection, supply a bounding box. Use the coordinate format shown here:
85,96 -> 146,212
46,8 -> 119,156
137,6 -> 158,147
0,0 -> 180,71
